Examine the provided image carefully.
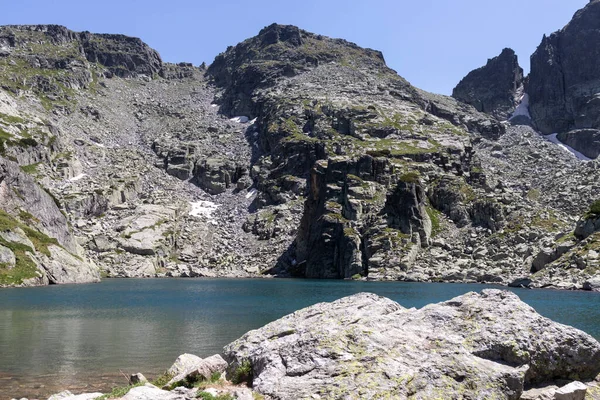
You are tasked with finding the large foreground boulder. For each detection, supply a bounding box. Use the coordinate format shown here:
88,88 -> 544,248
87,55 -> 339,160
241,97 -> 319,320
224,290 -> 600,399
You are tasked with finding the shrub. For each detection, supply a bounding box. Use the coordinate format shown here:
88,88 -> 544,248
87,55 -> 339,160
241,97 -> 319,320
589,200 -> 600,217
231,359 -> 253,385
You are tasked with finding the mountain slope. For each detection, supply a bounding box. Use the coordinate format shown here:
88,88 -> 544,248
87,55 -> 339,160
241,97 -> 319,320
0,22 -> 597,289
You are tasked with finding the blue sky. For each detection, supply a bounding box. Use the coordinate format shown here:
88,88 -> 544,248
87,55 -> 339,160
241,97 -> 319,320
1,0 -> 588,95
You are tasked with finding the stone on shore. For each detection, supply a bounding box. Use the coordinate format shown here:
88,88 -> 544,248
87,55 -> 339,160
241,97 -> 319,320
164,353 -> 228,389
121,384 -> 185,400
554,381 -> 588,400
46,391 -> 104,400
129,372 -> 148,385
224,290 -> 600,399
166,353 -> 204,376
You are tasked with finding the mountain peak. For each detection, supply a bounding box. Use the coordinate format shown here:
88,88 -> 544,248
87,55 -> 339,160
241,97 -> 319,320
452,47 -> 523,119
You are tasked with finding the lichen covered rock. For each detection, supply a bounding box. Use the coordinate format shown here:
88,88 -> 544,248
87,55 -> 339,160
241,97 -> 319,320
224,290 -> 600,399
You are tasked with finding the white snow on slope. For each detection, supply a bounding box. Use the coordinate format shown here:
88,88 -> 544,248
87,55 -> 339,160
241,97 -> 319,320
245,189 -> 257,199
230,116 -> 249,123
510,93 -> 530,119
189,201 -> 219,219
545,133 -> 591,161
69,173 -> 87,182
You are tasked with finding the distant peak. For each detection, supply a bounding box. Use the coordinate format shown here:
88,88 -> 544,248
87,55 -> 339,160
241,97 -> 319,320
258,24 -> 303,47
500,48 -> 516,56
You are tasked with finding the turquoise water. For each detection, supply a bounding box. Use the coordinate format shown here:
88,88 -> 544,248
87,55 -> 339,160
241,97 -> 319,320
1,278 -> 599,398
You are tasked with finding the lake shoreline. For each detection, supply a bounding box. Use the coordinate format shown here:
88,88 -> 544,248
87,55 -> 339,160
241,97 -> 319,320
8,289 -> 600,399
4,273 -> 600,293
2,279 -> 600,398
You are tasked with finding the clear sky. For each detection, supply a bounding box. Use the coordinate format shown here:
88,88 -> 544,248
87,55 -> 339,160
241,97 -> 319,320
0,0 -> 589,95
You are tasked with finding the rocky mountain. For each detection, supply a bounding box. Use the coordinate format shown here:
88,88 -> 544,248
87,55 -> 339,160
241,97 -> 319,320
0,11 -> 599,290
452,48 -> 524,119
528,0 -> 600,158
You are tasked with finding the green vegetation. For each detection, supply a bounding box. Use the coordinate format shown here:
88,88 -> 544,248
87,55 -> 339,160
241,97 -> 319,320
426,206 -> 442,237
231,359 -> 253,385
351,273 -> 362,280
18,210 -> 39,223
0,112 -> 25,124
0,54 -> 79,111
358,138 -> 441,158
556,232 -> 575,244
20,163 -> 40,175
530,213 -> 564,232
586,200 -> 600,219
151,372 -> 174,387
399,171 -> 420,184
197,392 -> 234,400
96,382 -> 145,400
0,209 -> 62,285
526,189 -> 541,202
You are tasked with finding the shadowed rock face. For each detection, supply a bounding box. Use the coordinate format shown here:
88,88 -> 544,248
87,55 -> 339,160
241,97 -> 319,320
529,0 -> 600,138
453,48 -> 524,120
557,129 -> 600,159
224,290 -> 600,399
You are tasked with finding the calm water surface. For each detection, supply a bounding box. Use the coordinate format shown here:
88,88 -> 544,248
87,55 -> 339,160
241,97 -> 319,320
1,278 -> 599,398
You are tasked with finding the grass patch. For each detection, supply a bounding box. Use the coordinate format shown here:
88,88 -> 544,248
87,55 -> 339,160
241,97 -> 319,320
95,382 -> 144,400
151,372 -> 174,387
399,171 -> 420,184
0,112 -> 24,124
586,200 -> 600,219
0,209 -> 59,257
197,392 -> 234,400
18,210 -> 39,223
20,163 -> 40,175
426,206 -> 442,237
526,189 -> 541,202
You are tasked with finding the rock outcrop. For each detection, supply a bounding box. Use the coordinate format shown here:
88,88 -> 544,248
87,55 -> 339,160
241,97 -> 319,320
225,290 -> 600,399
453,48 -> 524,119
529,0 -> 600,158
0,156 -> 99,286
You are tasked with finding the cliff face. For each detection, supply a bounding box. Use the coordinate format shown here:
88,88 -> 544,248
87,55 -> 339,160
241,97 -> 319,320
528,0 -> 600,155
207,23 -> 508,280
452,48 -> 524,120
0,157 -> 99,286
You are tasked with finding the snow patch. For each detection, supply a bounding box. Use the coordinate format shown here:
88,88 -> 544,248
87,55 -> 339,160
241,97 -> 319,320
545,133 -> 591,161
69,173 -> 87,182
189,201 -> 220,219
249,118 -> 257,125
211,104 -> 218,108
510,93 -> 530,119
230,116 -> 249,123
245,189 -> 257,199
94,142 -> 106,148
